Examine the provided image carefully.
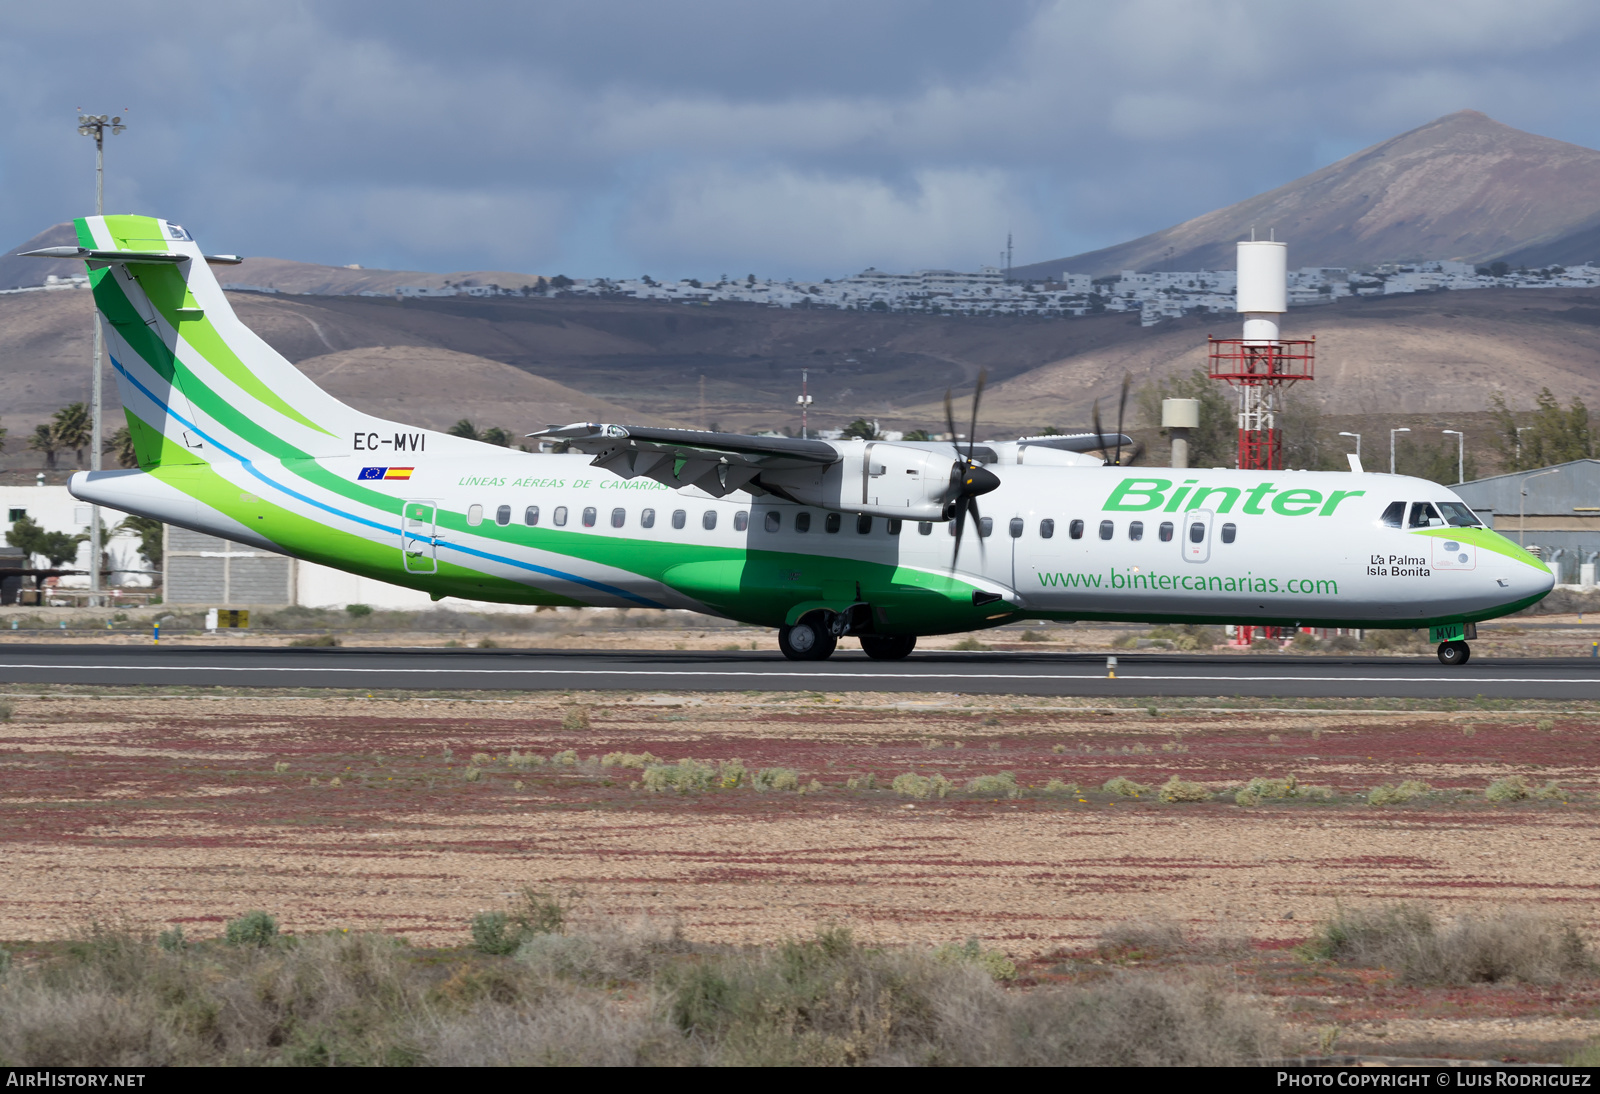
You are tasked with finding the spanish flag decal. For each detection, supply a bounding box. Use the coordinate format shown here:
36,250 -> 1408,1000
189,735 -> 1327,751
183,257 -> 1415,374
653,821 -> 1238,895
385,467 -> 415,480
357,467 -> 415,481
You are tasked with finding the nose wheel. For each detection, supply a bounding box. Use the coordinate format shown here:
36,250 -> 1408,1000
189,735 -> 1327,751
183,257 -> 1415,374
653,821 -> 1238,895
1437,640 -> 1471,666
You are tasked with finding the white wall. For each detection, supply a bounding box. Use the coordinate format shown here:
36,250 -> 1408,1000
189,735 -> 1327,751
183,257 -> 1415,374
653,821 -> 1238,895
0,484 -> 151,586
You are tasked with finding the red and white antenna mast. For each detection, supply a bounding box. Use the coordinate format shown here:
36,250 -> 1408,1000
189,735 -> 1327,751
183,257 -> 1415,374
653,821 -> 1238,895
1207,236 -> 1313,470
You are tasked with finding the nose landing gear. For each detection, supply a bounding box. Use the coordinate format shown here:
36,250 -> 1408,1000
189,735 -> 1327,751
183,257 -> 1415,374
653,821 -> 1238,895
1437,640 -> 1471,666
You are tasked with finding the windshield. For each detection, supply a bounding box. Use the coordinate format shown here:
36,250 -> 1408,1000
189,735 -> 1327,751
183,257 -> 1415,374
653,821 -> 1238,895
1436,502 -> 1482,528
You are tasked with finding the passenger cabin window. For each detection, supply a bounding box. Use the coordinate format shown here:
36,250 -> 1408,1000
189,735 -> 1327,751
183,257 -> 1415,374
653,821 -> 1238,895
1189,521 -> 1204,543
1158,521 -> 1173,542
702,510 -> 717,530
582,507 -> 597,527
1437,502 -> 1482,528
1128,520 -> 1143,541
795,512 -> 812,533
734,511 -> 749,532
918,521 -> 932,535
1069,519 -> 1084,540
467,504 -> 484,526
524,505 -> 539,526
888,518 -> 902,536
553,506 -> 568,527
825,513 -> 841,533
978,517 -> 993,537
764,511 -> 780,533
1098,520 -> 1113,541
1039,518 -> 1054,539
1379,501 -> 1406,528
640,508 -> 656,529
1009,517 -> 1024,538
611,508 -> 626,528
671,509 -> 686,529
1408,502 -> 1444,528
857,514 -> 872,534
1220,523 -> 1237,544
496,505 -> 511,526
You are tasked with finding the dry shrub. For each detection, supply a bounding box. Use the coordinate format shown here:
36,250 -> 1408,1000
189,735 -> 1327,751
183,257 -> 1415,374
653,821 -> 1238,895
1158,776 -> 1211,803
845,773 -> 878,791
550,749 -> 578,767
1302,905 -> 1592,985
963,772 -> 1019,798
933,938 -> 1017,980
601,751 -> 660,770
1043,778 -> 1080,796
1234,775 -> 1297,806
1485,775 -> 1529,802
507,750 -> 546,769
752,767 -> 800,792
641,759 -> 715,793
892,773 -> 952,800
1098,918 -> 1189,959
717,759 -> 746,788
561,706 -> 591,731
414,988 -> 679,1066
1102,776 -> 1151,798
1367,779 -> 1431,806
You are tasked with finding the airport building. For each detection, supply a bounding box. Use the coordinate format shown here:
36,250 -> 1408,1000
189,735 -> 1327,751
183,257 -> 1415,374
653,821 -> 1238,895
1452,459 -> 1600,586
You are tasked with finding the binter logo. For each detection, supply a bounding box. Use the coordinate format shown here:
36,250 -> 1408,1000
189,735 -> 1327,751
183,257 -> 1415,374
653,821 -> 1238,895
1102,478 -> 1364,517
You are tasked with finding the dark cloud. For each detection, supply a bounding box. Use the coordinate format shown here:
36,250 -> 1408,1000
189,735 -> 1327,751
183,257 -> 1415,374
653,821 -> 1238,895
2,1 -> 1598,280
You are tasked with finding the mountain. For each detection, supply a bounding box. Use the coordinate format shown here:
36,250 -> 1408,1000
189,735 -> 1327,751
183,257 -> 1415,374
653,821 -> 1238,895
1010,111 -> 1600,280
0,222 -> 548,295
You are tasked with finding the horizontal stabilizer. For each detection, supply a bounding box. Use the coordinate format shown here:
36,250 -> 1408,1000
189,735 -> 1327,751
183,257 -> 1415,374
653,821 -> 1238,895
19,246 -> 242,266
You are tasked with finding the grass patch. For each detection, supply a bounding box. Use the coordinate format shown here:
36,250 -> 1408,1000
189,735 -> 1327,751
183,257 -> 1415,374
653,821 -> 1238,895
1234,775 -> 1298,806
1300,904 -> 1592,985
752,767 -> 800,792
951,636 -> 988,651
641,759 -> 716,793
0,919 -> 1280,1066
892,772 -> 953,800
287,634 -> 339,648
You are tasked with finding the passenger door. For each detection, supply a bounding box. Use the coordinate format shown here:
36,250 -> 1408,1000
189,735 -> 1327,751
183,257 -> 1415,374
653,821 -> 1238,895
1182,510 -> 1214,564
401,501 -> 437,574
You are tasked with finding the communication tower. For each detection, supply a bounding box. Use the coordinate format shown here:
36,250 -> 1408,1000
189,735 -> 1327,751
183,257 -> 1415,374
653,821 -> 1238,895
1207,238 -> 1313,470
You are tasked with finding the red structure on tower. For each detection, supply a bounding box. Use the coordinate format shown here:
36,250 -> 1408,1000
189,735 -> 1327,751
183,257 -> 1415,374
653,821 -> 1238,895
1206,239 -> 1313,471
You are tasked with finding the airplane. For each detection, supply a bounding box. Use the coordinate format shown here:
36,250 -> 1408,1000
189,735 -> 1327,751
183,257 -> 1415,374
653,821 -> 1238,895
26,215 -> 1553,667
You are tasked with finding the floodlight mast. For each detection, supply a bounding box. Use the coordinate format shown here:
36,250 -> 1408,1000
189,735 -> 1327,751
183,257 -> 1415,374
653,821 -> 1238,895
77,112 -> 124,607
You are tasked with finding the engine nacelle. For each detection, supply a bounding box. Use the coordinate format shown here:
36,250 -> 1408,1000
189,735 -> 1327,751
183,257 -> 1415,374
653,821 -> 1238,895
760,441 -> 955,520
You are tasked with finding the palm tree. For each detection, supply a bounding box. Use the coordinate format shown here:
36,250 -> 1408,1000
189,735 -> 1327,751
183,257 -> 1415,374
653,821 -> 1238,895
448,419 -> 480,440
840,418 -> 883,441
28,423 -> 61,469
107,426 -> 139,469
52,402 -> 90,465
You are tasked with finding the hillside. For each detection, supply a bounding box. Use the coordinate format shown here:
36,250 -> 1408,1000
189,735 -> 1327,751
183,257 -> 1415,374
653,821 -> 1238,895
0,222 -> 547,295
5,288 -> 1600,466
1011,111 -> 1600,280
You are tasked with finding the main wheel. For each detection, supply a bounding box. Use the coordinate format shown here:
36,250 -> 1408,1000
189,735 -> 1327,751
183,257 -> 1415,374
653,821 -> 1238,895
1437,640 -> 1471,666
779,619 -> 837,661
860,635 -> 917,661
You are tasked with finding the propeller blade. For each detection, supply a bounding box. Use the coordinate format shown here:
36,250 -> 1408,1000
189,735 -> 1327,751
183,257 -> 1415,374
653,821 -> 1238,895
969,496 -> 986,561
966,369 -> 987,463
1091,398 -> 1107,463
950,497 -> 967,571
1123,440 -> 1147,466
944,388 -> 958,452
1114,373 -> 1131,467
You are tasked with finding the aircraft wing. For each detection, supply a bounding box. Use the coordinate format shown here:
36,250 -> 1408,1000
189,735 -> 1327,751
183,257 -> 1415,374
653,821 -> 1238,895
1015,431 -> 1133,453
530,423 -> 842,497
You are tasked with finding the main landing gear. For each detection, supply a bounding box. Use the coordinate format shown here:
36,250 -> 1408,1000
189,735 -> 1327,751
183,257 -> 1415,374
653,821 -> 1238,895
1437,640 -> 1471,666
778,610 -> 918,662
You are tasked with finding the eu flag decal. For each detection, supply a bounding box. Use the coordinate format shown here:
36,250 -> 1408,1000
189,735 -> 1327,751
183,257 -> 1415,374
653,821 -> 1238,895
358,467 -> 387,480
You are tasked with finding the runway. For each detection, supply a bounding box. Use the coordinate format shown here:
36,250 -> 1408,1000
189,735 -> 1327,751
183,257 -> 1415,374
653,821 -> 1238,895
0,644 -> 1596,698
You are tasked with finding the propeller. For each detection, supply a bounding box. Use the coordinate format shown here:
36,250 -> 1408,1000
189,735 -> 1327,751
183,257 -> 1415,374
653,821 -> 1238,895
944,369 -> 999,571
1090,373 -> 1147,467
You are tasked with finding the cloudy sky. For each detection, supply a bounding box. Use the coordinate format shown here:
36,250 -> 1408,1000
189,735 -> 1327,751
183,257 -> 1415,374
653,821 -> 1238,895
4,1 -> 1600,280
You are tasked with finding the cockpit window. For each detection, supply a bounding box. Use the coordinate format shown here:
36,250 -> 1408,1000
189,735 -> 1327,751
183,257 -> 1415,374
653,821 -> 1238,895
1379,501 -> 1406,529
1436,502 -> 1482,528
1408,502 -> 1444,529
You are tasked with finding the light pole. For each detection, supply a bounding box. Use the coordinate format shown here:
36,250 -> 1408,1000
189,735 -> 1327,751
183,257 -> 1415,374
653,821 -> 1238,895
1520,467 -> 1563,548
1389,427 -> 1410,475
796,368 -> 813,438
1338,431 -> 1361,459
77,112 -> 125,608
1442,429 -> 1464,484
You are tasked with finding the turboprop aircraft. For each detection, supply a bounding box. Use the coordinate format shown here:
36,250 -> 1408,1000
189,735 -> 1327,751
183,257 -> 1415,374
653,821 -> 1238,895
28,215 -> 1553,666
